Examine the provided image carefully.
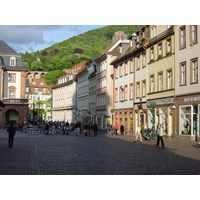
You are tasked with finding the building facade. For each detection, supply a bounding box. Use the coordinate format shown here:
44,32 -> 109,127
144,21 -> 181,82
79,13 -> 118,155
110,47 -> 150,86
52,60 -> 90,123
25,78 -> 52,122
146,25 -> 175,138
175,25 -> 200,140
94,40 -> 123,129
0,40 -> 28,127
76,67 -> 89,123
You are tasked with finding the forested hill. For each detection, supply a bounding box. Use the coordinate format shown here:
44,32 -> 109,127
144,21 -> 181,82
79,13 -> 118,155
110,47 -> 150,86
21,25 -> 143,85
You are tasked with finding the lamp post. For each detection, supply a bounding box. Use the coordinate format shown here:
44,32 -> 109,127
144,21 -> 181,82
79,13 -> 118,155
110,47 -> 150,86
150,103 -> 156,140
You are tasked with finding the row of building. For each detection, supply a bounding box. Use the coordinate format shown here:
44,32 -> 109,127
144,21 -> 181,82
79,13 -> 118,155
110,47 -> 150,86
52,25 -> 200,141
0,25 -> 200,141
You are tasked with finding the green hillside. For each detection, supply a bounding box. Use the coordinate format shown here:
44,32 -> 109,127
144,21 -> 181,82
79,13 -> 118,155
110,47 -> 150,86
21,25 -> 143,85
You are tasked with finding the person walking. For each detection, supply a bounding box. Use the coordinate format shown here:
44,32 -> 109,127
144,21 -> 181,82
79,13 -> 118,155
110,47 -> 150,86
7,123 -> 16,148
156,123 -> 165,148
134,124 -> 142,143
120,124 -> 125,135
88,123 -> 93,137
93,122 -> 98,136
114,123 -> 119,135
75,121 -> 81,136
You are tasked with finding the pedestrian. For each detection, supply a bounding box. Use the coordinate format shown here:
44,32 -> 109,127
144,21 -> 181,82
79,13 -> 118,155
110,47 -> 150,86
120,124 -> 125,135
75,121 -> 81,136
156,123 -> 165,148
7,123 -> 16,148
114,123 -> 119,135
134,124 -> 142,143
88,123 -> 93,137
93,122 -> 98,136
107,123 -> 111,133
45,123 -> 50,134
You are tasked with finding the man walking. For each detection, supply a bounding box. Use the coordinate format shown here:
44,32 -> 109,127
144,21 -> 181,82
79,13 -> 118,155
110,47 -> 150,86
7,123 -> 16,148
156,123 -> 165,148
134,124 -> 142,143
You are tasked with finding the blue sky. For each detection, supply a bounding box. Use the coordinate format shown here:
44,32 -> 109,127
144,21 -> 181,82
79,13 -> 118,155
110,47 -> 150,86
0,25 -> 107,53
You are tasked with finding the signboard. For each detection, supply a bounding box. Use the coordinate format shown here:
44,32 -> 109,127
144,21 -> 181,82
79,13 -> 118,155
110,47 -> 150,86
147,97 -> 174,106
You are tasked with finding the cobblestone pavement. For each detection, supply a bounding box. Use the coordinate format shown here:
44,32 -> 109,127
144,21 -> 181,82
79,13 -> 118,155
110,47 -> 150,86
0,128 -> 200,175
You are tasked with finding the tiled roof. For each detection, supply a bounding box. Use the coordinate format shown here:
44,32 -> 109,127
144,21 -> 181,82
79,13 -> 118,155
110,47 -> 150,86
26,79 -> 53,94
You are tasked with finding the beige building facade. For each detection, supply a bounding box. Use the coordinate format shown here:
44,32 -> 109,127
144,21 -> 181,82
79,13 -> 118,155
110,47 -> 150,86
175,25 -> 200,140
146,25 -> 175,137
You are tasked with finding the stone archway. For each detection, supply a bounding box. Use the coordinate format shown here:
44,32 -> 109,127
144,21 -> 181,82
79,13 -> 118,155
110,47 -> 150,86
5,109 -> 20,125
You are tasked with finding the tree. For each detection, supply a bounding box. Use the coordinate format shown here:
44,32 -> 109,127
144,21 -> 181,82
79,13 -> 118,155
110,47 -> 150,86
30,60 -> 43,71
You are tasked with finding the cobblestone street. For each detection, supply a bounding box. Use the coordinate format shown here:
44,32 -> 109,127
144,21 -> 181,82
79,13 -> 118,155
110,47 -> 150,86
0,128 -> 200,175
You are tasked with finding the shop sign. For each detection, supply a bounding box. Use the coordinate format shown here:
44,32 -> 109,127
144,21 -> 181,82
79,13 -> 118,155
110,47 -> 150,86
147,97 -> 174,106
184,96 -> 200,103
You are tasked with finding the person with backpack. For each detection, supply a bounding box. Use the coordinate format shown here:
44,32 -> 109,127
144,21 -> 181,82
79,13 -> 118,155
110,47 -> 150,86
7,123 -> 16,148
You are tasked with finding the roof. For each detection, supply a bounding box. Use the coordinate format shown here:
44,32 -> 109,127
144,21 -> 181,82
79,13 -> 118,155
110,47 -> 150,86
26,79 -> 53,95
0,40 -> 17,54
0,40 -> 27,71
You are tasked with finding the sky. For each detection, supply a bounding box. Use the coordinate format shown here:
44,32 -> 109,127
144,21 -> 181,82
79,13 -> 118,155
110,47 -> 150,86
0,25 -> 107,53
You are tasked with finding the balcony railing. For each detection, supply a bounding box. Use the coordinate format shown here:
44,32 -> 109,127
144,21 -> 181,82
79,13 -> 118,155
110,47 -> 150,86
3,98 -> 29,105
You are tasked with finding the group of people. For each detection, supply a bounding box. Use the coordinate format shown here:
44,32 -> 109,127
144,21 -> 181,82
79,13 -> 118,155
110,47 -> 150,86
134,123 -> 165,148
74,121 -> 98,137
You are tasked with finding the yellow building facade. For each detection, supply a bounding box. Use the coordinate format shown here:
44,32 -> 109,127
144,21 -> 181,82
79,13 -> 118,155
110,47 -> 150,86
146,25 -> 175,137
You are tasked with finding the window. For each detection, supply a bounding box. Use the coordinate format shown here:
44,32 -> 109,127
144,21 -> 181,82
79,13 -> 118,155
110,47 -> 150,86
167,70 -> 173,89
119,86 -> 124,101
136,56 -> 140,70
115,88 -> 118,102
136,82 -> 140,98
115,67 -> 118,79
151,26 -> 156,38
9,91 -> 15,98
158,72 -> 163,91
158,43 -> 163,57
180,62 -> 186,85
150,47 -> 154,61
120,64 -> 123,77
180,26 -> 186,49
167,38 -> 172,53
35,88 -> 38,93
129,59 -> 133,73
150,75 -> 155,93
10,57 -> 16,66
42,88 -> 46,93
190,25 -> 197,45
142,80 -> 146,97
9,74 -> 15,82
124,85 -> 128,101
142,53 -> 146,67
124,62 -> 128,75
130,83 -> 134,100
191,58 -> 198,83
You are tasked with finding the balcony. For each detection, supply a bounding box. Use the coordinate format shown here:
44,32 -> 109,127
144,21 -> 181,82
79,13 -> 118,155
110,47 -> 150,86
3,98 -> 29,105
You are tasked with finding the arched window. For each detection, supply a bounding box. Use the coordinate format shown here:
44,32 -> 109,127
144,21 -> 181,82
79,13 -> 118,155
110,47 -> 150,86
10,57 -> 16,66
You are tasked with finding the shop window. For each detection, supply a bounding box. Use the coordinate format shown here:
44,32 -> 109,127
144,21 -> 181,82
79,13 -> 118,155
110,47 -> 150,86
182,105 -> 200,137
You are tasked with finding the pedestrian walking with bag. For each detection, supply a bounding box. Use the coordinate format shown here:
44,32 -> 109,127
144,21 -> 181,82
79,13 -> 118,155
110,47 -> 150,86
7,123 -> 16,148
156,123 -> 165,148
134,124 -> 142,143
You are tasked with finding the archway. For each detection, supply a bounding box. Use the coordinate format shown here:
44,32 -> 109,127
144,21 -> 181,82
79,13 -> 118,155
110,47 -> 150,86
5,109 -> 20,125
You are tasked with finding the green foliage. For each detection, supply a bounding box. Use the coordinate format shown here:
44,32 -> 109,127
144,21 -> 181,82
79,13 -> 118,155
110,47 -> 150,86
41,70 -> 65,85
21,25 -> 143,84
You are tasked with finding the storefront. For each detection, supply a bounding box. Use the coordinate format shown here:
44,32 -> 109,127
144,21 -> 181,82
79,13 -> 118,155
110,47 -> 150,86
113,108 -> 134,135
176,94 -> 200,140
147,97 -> 175,137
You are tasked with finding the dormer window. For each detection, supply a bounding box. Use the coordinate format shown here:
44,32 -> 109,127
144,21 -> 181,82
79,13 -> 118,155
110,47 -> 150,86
10,57 -> 16,66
